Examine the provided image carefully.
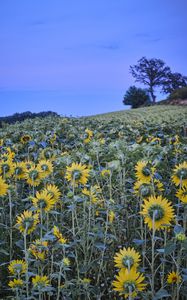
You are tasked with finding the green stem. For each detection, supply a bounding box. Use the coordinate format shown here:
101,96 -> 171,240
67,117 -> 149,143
24,230 -> 29,298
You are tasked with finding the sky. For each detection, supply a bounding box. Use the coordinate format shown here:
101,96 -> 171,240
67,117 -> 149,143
0,0 -> 187,116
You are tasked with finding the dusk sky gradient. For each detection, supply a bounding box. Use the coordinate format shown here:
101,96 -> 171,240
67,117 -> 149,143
1,0 -> 187,116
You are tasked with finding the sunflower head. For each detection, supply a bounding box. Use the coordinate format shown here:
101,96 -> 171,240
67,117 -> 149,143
114,247 -> 141,270
135,161 -> 155,183
176,186 -> 187,204
32,275 -> 50,290
172,162 -> 187,187
25,166 -> 42,186
140,195 -> 175,230
0,176 -> 9,196
8,260 -> 27,275
37,160 -> 53,178
20,134 -> 31,144
16,210 -> 39,234
0,159 -> 14,178
14,162 -> 27,180
29,239 -> 48,261
32,190 -> 55,212
8,279 -> 24,289
53,226 -> 67,244
84,129 -> 93,144
113,268 -> 146,299
65,162 -> 90,186
167,271 -> 182,284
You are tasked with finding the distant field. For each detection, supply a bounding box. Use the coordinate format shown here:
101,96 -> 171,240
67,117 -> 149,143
0,105 -> 187,299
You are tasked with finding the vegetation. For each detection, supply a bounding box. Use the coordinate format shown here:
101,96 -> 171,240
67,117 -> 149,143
169,86 -> 187,100
123,86 -> 151,108
0,105 -> 187,299
0,111 -> 59,127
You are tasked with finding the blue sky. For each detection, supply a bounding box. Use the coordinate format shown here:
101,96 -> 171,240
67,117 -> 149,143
0,0 -> 187,116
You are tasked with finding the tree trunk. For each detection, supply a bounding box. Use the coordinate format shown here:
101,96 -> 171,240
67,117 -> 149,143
150,86 -> 156,103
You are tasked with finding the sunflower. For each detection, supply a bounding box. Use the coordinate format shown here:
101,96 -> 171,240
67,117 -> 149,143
136,136 -> 143,144
2,147 -> 15,160
32,190 -> 56,212
172,162 -> 187,187
65,162 -> 89,186
82,185 -> 102,204
113,268 -> 146,299
167,271 -> 182,284
20,134 -> 31,144
169,135 -> 179,145
32,275 -> 50,289
44,184 -> 61,202
114,247 -> 141,270
24,160 -> 35,171
8,279 -> 24,289
84,129 -> 93,144
176,186 -> 187,204
63,257 -> 70,266
0,176 -> 9,196
0,139 -> 3,147
134,180 -> 163,199
37,159 -> 53,178
29,239 -> 48,261
140,195 -> 175,230
25,166 -> 43,186
8,260 -> 27,275
40,147 -> 56,161
135,161 -> 155,183
16,210 -> 39,234
101,169 -> 111,177
14,162 -> 27,180
53,226 -> 67,244
0,159 -> 14,178
149,137 -> 161,145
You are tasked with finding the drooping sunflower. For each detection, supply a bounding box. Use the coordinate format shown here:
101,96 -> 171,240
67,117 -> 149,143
32,190 -> 56,212
114,247 -> 141,270
8,260 -> 27,275
24,160 -> 35,171
113,268 -> 146,299
172,162 -> 187,187
8,279 -> 24,289
82,185 -> 101,203
169,135 -> 179,145
40,147 -> 56,161
0,139 -> 3,147
25,166 -> 43,186
176,186 -> 187,204
167,271 -> 182,284
0,176 -> 9,196
135,161 -> 155,183
16,210 -> 39,234
32,275 -> 50,289
0,159 -> 14,178
14,162 -> 27,180
134,180 -> 163,199
140,195 -> 175,230
84,129 -> 93,144
44,184 -> 61,202
20,134 -> 31,144
109,211 -> 115,223
53,226 -> 67,244
29,239 -> 48,261
65,162 -> 90,186
37,159 -> 53,178
101,169 -> 111,178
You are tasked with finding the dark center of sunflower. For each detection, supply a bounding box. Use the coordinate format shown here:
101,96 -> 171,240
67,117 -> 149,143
23,136 -> 30,142
172,276 -> 177,283
142,167 -> 151,176
148,204 -> 165,221
140,185 -> 151,197
73,170 -> 81,180
124,281 -> 136,293
29,170 -> 38,180
177,168 -> 187,180
122,256 -> 134,268
44,151 -> 51,159
38,199 -> 47,209
2,164 -> 10,173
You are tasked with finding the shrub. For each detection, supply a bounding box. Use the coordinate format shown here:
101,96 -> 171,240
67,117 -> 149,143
168,86 -> 187,100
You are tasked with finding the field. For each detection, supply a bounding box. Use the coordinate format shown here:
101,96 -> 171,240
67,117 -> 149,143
0,105 -> 187,299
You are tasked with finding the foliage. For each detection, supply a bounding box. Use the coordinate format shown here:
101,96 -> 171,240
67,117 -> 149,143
0,111 -> 59,127
169,86 -> 187,100
0,105 -> 187,299
130,57 -> 170,102
123,86 -> 151,108
162,72 -> 187,94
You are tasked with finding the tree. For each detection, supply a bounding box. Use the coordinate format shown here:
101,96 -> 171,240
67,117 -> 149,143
162,72 -> 187,94
130,57 -> 170,102
123,86 -> 151,108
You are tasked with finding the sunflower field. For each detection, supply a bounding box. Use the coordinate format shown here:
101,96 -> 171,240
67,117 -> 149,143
0,105 -> 187,300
